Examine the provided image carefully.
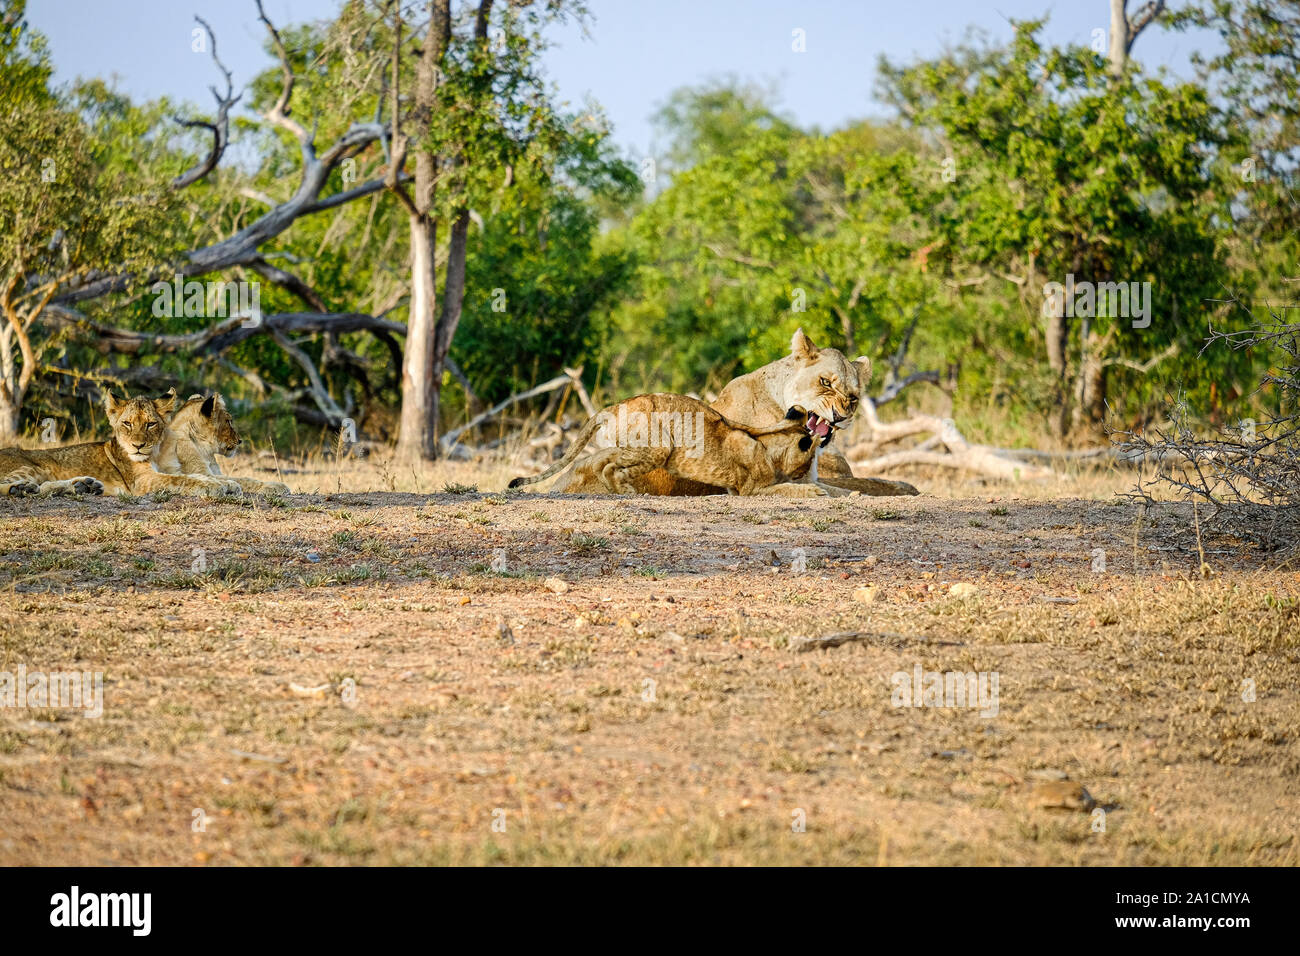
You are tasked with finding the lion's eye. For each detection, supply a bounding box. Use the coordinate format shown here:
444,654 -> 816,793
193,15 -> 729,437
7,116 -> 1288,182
146,422 -> 158,430
849,396 -> 858,407
819,377 -> 831,388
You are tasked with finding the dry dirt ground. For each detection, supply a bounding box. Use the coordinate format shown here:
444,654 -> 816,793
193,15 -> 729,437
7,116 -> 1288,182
0,457 -> 1296,865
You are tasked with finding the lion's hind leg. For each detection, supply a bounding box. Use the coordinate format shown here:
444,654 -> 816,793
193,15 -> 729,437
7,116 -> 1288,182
232,476 -> 291,496
599,447 -> 670,494
135,471 -> 242,497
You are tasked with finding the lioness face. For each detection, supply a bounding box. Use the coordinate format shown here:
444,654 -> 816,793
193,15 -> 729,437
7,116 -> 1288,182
783,329 -> 871,444
105,392 -> 175,462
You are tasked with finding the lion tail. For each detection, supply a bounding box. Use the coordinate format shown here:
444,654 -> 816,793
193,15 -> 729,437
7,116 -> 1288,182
507,412 -> 606,490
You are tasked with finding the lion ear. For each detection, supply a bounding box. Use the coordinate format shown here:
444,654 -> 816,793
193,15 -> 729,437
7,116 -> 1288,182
790,328 -> 818,358
103,391 -> 125,420
200,394 -> 217,418
854,355 -> 873,386
154,389 -> 177,416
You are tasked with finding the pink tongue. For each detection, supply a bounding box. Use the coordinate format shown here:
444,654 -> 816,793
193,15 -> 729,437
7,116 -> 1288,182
806,414 -> 832,438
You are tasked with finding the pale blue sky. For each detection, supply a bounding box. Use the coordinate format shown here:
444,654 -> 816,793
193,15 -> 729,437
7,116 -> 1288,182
27,0 -> 1216,160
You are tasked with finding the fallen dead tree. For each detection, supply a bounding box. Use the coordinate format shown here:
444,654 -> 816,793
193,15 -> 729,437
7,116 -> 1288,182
438,367 -> 594,458
842,310 -> 1060,481
845,401 -> 1059,481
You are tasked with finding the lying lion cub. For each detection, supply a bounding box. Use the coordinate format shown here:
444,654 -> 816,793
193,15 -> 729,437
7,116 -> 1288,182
0,391 -> 240,497
509,393 -> 826,497
154,392 -> 291,496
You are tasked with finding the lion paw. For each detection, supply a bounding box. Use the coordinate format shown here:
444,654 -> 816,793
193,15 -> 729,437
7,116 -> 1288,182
72,476 -> 104,496
202,478 -> 243,497
7,480 -> 39,497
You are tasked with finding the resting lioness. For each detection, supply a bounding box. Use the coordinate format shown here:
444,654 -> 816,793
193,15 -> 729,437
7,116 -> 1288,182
509,393 -> 828,497
551,329 -> 918,497
0,391 -> 241,497
154,392 -> 291,495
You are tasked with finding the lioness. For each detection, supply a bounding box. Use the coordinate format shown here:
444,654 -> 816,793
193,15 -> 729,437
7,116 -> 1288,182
0,391 -> 241,497
509,393 -> 826,497
155,392 -> 291,495
551,329 -> 918,497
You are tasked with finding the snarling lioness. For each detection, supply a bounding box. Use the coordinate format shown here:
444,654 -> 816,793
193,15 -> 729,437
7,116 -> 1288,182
0,391 -> 241,497
550,329 -> 918,497
154,392 -> 291,495
509,393 -> 828,497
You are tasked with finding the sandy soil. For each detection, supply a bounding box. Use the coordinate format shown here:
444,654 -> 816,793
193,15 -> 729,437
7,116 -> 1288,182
0,468 -> 1296,865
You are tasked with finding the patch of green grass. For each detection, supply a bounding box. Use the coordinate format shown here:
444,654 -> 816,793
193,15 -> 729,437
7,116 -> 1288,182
27,553 -> 75,573
301,563 -> 382,587
86,517 -> 146,547
332,530 -> 360,549
157,558 -> 282,594
443,482 -> 477,495
570,533 -> 610,554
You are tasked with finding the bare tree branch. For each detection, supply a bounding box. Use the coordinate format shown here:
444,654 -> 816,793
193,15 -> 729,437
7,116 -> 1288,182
256,0 -> 310,152
44,303 -> 405,358
250,258 -> 328,312
170,16 -> 241,190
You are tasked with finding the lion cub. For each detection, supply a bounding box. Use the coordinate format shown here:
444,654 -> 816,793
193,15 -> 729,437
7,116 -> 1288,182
509,393 -> 824,497
1,391 -> 240,497
154,392 -> 290,496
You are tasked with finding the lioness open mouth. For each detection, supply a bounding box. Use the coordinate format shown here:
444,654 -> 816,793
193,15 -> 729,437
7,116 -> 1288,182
784,407 -> 838,447
805,413 -> 833,439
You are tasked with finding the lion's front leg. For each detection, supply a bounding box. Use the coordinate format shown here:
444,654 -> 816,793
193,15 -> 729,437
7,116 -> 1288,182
2,470 -> 43,496
813,481 -> 852,497
38,477 -> 105,497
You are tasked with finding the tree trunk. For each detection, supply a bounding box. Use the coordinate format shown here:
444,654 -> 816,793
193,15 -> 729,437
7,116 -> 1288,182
1045,291 -> 1070,440
1071,318 -> 1106,438
0,387 -> 20,446
393,0 -> 451,461
427,208 -> 471,446
396,214 -> 439,460
1108,0 -> 1131,79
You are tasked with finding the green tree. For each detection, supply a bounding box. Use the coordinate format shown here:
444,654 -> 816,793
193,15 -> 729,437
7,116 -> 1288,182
0,0 -> 179,441
878,21 -> 1236,438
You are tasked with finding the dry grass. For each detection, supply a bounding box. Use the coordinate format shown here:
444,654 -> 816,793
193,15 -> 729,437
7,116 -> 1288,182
0,458 -> 1296,866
